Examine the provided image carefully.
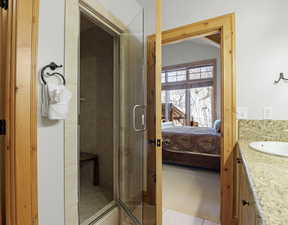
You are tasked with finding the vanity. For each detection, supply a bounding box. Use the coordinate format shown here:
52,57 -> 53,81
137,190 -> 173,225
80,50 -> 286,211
235,140 -> 288,225
235,143 -> 259,225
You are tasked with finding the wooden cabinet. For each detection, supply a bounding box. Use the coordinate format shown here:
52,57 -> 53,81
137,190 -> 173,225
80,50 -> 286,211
235,148 -> 257,225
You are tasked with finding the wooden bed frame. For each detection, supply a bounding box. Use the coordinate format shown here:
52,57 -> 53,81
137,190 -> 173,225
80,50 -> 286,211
162,148 -> 220,171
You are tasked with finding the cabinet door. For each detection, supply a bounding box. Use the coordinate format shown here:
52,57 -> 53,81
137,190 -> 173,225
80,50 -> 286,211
234,147 -> 241,220
246,188 -> 256,225
239,165 -> 247,225
239,165 -> 256,225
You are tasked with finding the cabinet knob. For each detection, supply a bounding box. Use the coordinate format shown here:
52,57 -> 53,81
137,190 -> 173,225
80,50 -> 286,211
242,200 -> 250,206
237,158 -> 242,164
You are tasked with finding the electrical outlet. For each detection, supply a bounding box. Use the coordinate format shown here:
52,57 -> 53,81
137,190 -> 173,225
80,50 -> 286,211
263,107 -> 272,120
237,107 -> 248,119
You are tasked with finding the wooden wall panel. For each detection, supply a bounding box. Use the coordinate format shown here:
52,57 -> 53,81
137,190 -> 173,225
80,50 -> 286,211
145,0 -> 162,225
3,0 -> 39,224
0,6 -> 7,225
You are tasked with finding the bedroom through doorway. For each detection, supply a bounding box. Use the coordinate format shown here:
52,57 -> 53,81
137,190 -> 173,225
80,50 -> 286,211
161,33 -> 222,225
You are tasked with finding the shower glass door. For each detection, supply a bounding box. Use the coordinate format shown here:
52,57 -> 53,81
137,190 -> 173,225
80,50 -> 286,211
119,7 -> 145,225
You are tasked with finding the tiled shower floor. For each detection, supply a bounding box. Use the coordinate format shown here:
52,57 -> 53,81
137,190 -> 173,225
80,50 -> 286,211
79,182 -> 112,223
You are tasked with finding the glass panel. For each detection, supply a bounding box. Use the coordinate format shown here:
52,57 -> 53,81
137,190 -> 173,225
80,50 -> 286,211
79,13 -> 115,224
165,89 -> 186,125
167,70 -> 186,82
190,87 -> 213,127
189,68 -> 201,80
189,66 -> 214,80
161,72 -> 166,83
167,71 -> 177,82
119,8 -> 144,225
161,90 -> 166,103
167,89 -> 186,113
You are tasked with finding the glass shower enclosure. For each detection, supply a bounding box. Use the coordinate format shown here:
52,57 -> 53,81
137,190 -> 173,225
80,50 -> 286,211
119,8 -> 145,225
78,3 -> 145,225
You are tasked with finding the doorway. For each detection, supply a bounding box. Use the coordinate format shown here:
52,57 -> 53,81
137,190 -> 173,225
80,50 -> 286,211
65,2 -> 146,225
79,12 -> 118,224
146,14 -> 236,225
161,33 -> 221,225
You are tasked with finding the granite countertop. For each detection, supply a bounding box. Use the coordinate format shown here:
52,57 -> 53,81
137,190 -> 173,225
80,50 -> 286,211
238,140 -> 288,225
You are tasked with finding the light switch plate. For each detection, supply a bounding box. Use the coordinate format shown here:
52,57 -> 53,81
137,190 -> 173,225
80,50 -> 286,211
263,107 -> 272,120
237,107 -> 248,119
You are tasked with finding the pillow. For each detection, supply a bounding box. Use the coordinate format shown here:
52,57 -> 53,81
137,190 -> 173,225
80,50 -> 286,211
213,120 -> 221,133
162,121 -> 174,129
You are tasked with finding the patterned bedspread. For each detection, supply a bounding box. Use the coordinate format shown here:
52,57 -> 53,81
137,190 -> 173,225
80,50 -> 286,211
162,126 -> 221,155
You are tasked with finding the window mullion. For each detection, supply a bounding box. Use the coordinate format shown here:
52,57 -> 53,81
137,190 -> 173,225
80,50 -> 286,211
185,89 -> 190,126
185,68 -> 190,126
165,90 -> 170,121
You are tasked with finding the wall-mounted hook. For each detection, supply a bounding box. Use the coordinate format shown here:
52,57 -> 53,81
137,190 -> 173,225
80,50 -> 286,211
274,72 -> 288,84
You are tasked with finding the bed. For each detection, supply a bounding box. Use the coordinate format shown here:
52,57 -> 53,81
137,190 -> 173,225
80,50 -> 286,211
162,126 -> 221,171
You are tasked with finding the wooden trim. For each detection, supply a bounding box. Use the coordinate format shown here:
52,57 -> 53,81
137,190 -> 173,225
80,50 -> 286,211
162,79 -> 213,90
0,7 -> 7,225
206,33 -> 221,45
31,0 -> 40,224
3,0 -> 39,225
146,13 -> 236,225
162,58 -> 216,71
155,0 -> 163,225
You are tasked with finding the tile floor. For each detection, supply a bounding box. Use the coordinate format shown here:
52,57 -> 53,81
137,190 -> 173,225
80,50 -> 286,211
79,182 -> 112,223
163,208 -> 219,225
163,164 -> 220,225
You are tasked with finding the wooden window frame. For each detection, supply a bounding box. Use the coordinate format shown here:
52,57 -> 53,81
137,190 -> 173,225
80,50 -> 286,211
161,59 -> 217,126
146,13 -> 237,225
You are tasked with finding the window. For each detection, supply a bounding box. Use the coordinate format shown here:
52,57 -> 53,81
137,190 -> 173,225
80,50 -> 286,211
161,60 -> 216,127
167,69 -> 186,82
189,66 -> 213,80
190,87 -> 213,127
164,89 -> 186,113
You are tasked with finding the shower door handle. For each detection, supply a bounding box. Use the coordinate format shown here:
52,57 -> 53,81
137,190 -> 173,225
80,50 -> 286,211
133,105 -> 146,132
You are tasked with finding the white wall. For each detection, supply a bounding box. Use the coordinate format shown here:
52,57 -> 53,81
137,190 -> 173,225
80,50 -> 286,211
139,0 -> 288,120
37,1 -> 143,225
162,40 -> 221,119
37,0 -> 65,224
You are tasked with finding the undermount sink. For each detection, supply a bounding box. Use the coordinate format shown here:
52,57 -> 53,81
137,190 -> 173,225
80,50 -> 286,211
249,141 -> 288,157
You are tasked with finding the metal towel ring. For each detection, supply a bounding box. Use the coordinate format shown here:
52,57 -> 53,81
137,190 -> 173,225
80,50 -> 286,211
41,62 -> 65,85
46,72 -> 66,85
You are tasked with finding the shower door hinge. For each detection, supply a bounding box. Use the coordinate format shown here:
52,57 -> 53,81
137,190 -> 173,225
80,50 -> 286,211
0,0 -> 8,10
0,120 -> 6,135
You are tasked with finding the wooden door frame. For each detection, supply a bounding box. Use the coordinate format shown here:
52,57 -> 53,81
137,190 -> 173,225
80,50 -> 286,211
2,0 -> 39,225
147,13 -> 237,225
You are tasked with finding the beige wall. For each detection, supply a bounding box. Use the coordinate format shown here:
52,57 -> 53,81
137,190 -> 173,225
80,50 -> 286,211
80,21 -> 114,193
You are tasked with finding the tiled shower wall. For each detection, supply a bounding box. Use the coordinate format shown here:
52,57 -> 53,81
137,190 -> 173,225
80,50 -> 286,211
238,120 -> 288,142
80,21 -> 114,194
